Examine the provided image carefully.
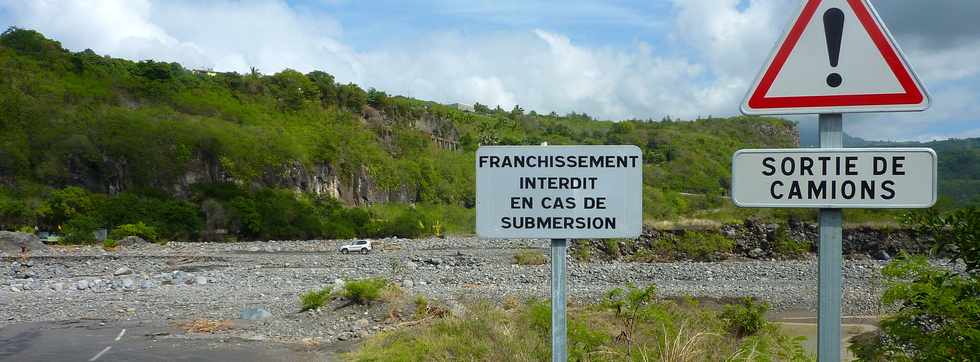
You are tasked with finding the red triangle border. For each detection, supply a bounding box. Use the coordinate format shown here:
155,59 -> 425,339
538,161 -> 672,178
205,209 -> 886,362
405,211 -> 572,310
747,0 -> 924,109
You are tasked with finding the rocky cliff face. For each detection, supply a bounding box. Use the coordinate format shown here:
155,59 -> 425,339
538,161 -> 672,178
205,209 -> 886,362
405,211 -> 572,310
173,158 -> 416,206
160,107 -> 452,206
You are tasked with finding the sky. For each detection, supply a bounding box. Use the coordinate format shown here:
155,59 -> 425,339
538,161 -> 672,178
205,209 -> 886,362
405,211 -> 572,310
0,0 -> 977,141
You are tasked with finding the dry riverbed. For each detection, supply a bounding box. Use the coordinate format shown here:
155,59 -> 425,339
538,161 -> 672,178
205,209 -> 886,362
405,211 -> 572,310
1,237 -> 936,358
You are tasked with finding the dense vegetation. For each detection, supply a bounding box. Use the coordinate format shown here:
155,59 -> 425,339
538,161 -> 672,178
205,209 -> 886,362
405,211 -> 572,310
851,207 -> 979,360
349,284 -> 810,361
0,28 -> 975,241
0,28 -> 791,241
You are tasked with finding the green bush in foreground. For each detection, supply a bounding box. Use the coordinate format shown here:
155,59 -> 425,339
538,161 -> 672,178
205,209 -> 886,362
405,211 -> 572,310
602,283 -> 657,354
513,249 -> 547,265
851,208 -> 980,360
721,297 -> 769,337
300,287 -> 333,311
348,287 -> 811,361
343,278 -> 389,305
850,254 -> 979,361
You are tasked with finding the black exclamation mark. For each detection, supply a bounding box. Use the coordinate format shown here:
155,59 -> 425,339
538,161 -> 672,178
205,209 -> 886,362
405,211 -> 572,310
823,8 -> 844,88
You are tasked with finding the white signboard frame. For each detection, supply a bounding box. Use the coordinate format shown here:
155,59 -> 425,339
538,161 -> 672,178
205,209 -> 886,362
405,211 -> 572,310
476,145 -> 642,239
731,148 -> 936,208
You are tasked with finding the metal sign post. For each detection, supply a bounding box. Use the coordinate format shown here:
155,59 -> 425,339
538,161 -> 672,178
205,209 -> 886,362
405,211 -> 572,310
817,113 -> 843,361
738,1 -> 932,361
551,238 -> 567,362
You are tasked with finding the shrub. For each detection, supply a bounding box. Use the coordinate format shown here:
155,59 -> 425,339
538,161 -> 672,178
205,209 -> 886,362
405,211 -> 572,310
250,189 -> 322,240
604,239 -> 621,258
721,297 -> 769,337
349,285 -> 809,361
514,249 -> 547,265
109,222 -> 158,241
300,287 -> 333,311
572,243 -> 592,262
102,239 -> 118,249
343,278 -> 389,305
378,207 -> 430,238
852,254 -> 980,360
904,207 -> 980,272
852,208 -> 980,360
603,283 -> 658,355
42,186 -> 99,229
61,215 -> 101,244
675,231 -> 734,260
413,295 -> 429,319
773,225 -> 809,257
98,192 -> 202,241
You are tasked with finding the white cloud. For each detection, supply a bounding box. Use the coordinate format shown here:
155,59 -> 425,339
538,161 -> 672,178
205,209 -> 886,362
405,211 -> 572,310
356,29 -> 707,120
904,38 -> 980,83
1,0 -> 359,76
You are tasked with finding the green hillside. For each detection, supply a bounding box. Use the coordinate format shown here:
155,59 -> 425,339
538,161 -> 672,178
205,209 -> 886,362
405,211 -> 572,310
0,28 -> 804,241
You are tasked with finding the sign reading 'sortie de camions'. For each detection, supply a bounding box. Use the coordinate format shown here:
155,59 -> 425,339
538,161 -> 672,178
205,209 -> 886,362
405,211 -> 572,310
732,148 -> 936,208
476,146 -> 642,239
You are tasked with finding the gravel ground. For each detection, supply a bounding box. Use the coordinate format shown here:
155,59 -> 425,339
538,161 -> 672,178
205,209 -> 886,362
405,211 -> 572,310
0,237 -> 957,345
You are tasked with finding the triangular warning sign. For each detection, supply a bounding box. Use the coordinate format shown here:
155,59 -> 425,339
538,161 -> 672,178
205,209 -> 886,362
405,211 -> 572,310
742,0 -> 929,115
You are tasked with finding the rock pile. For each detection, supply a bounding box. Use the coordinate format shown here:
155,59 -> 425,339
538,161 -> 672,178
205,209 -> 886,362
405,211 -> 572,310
0,231 -> 47,255
572,220 -> 933,261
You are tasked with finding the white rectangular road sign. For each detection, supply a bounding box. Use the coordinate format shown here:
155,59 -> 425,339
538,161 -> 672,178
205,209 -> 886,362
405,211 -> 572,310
476,145 -> 642,239
732,148 -> 936,208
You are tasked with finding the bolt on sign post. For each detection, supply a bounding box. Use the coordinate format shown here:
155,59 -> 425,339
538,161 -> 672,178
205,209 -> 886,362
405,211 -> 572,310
476,145 -> 642,361
740,1 -> 931,361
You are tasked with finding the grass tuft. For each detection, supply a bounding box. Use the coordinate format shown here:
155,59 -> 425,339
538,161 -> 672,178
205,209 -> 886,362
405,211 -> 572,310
300,287 -> 333,311
513,249 -> 548,265
343,278 -> 389,305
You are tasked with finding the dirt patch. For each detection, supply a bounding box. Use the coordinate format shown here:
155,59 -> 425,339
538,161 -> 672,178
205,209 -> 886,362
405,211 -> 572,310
176,319 -> 235,334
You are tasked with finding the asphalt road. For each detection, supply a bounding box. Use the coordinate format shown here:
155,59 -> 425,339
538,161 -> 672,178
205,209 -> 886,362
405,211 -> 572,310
0,319 -> 332,361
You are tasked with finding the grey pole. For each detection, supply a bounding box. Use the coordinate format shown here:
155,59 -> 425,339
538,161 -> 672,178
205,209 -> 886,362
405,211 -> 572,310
551,238 -> 567,362
818,113 -> 843,362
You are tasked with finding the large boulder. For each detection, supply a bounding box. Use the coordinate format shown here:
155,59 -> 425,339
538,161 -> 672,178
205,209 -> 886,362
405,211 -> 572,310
0,231 -> 47,254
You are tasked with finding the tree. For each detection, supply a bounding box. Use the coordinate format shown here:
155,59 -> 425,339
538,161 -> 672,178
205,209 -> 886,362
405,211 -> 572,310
269,69 -> 318,111
306,70 -> 337,106
509,104 -> 524,119
134,60 -> 177,81
473,102 -> 490,113
0,27 -> 67,59
336,83 -> 367,110
367,88 -> 388,108
41,187 -> 100,229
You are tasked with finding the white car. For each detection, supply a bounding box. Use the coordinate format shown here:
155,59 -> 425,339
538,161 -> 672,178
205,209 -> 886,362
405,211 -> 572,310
339,240 -> 372,254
